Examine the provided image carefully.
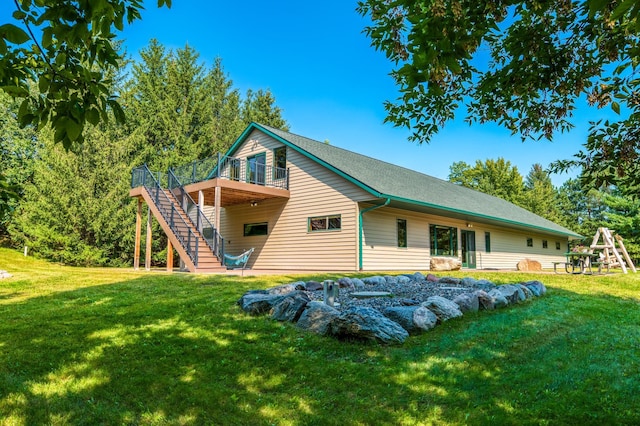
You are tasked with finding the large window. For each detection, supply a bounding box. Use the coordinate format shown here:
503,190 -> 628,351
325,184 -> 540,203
273,146 -> 287,179
244,222 -> 268,236
430,224 -> 458,256
397,219 -> 407,248
308,215 -> 341,232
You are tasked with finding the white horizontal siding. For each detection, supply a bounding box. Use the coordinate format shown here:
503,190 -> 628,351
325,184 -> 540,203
361,205 -> 569,271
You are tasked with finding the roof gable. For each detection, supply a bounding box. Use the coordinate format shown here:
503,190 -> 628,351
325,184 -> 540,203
226,122 -> 580,238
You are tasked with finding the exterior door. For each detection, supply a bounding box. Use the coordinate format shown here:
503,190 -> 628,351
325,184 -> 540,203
461,230 -> 476,268
247,153 -> 266,185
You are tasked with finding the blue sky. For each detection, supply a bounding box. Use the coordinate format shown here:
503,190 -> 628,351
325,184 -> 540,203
8,1 -> 611,186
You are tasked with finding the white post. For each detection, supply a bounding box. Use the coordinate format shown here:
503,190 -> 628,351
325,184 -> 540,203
24,246 -> 28,257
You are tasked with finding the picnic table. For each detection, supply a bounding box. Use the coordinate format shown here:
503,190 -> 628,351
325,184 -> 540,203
560,252 -> 600,274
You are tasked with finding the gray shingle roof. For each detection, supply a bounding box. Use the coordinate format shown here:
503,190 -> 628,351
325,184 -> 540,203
240,123 -> 579,238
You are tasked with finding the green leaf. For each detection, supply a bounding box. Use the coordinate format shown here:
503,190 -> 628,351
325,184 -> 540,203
1,85 -> 30,97
108,99 -> 125,124
65,118 -> 82,141
612,101 -> 621,114
0,24 -> 30,44
86,107 -> 100,125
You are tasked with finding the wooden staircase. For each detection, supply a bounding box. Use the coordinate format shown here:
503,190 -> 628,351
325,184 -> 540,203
139,186 -> 226,273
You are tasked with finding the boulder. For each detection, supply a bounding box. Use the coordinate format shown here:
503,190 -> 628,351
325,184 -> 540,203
487,289 -> 509,308
516,258 -> 542,272
430,257 -> 462,271
297,301 -> 341,335
304,281 -> 323,291
426,273 -> 440,282
516,284 -> 533,300
266,283 -> 298,295
238,293 -> 285,316
439,276 -> 461,285
330,307 -> 409,344
337,277 -> 354,289
523,280 -> 547,297
395,275 -> 411,284
383,306 -> 438,334
363,276 -> 386,286
494,284 -> 526,303
475,279 -> 497,291
413,271 -> 426,281
453,292 -> 479,313
351,278 -> 366,290
271,292 -> 311,322
461,277 -> 479,287
384,275 -> 398,285
421,296 -> 463,322
474,290 -> 495,310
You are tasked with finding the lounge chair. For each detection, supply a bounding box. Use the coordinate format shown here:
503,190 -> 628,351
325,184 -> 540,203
224,248 -> 254,272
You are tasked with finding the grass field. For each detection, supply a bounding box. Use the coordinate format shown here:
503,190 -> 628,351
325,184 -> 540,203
1,247 -> 640,425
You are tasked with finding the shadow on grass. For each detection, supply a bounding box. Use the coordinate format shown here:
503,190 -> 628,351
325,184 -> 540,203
1,274 -> 640,424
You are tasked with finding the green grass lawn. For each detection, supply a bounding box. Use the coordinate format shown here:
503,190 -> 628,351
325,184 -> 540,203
1,248 -> 640,425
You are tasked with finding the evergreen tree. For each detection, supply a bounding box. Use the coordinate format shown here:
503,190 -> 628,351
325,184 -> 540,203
242,89 -> 289,130
521,164 -> 563,224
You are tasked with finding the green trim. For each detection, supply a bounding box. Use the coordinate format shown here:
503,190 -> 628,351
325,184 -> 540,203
384,194 -> 582,238
358,199 -> 390,270
250,123 -> 382,198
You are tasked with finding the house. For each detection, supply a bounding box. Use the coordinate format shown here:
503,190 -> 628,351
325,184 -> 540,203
129,122 -> 580,272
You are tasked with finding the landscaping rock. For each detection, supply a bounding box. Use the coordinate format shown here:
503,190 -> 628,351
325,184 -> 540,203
238,293 -> 285,316
363,276 -> 386,286
396,275 -> 411,285
474,290 -> 495,310
304,281 -> 323,291
492,284 -> 524,304
421,296 -> 463,322
266,283 -> 298,295
338,277 -> 354,289
383,306 -> 438,334
0,270 -> 12,279
351,278 -> 366,290
430,257 -> 462,271
516,258 -> 542,271
438,276 -> 461,285
523,280 -> 546,297
330,307 -> 409,344
475,279 -> 497,291
397,298 -> 420,306
426,273 -> 439,282
487,289 -> 509,308
297,301 -> 340,335
453,292 -> 479,313
517,284 -> 533,300
384,275 -> 398,284
413,272 -> 426,281
271,291 -> 311,322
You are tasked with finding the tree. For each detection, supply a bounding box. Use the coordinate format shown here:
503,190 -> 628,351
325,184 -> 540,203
448,158 -> 524,205
0,91 -> 40,237
521,164 -> 563,223
358,1 -> 640,188
241,89 -> 289,131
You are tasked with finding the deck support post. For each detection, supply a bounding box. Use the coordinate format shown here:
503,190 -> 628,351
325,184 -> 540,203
145,206 -> 152,271
134,198 -> 142,270
167,239 -> 173,272
214,185 -> 221,232
198,190 -> 205,233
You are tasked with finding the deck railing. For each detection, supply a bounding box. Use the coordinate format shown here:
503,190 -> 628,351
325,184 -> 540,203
170,154 -> 289,190
167,169 -> 224,262
131,165 -> 199,266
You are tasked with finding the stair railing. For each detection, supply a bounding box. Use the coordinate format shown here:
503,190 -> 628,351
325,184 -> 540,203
167,168 -> 225,262
131,164 -> 199,266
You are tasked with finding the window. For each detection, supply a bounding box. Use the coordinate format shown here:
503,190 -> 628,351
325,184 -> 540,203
526,238 -> 533,247
273,146 -> 287,179
397,219 -> 407,248
556,242 -> 561,250
244,222 -> 268,236
308,215 -> 341,232
430,224 -> 458,256
485,232 -> 491,253
542,240 -> 548,249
